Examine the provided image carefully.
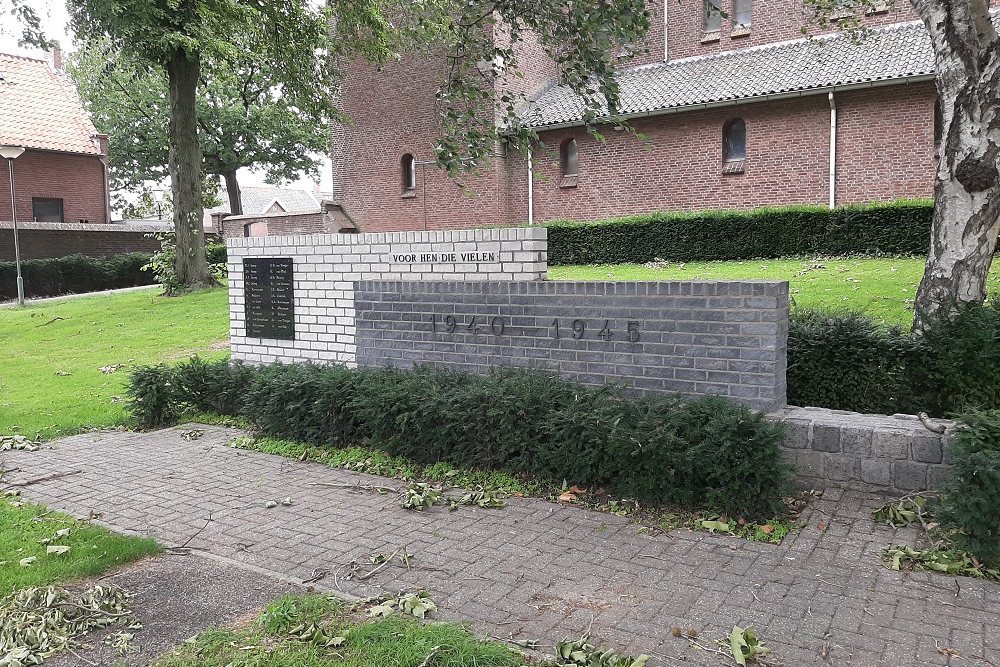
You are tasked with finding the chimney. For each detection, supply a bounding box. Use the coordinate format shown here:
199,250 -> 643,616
46,41 -> 63,71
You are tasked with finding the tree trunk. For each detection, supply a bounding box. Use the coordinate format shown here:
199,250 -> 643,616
223,171 -> 244,216
166,47 -> 215,289
911,0 -> 1000,330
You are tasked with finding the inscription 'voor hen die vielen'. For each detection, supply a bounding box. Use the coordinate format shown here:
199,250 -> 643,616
391,251 -> 497,264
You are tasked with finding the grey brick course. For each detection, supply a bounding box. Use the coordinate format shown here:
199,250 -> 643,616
4,426 -> 998,667
354,280 -> 788,410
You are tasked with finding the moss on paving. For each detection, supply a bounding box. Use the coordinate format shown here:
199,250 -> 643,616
0,496 -> 160,594
154,593 -> 526,667
551,257 -> 1000,327
0,287 -> 229,440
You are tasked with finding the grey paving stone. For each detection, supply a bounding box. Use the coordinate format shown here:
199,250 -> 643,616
3,425 -> 999,667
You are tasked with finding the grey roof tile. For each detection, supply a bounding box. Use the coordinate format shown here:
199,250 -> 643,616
208,186 -> 320,216
521,17 -> 957,128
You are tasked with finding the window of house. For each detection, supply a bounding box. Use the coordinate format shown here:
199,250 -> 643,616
703,0 -> 723,38
401,153 -> 416,195
559,138 -> 579,188
723,118 -> 747,174
32,197 -> 63,222
733,0 -> 752,34
934,100 -> 944,150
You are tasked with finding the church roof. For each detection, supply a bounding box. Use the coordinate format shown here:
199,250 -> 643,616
521,16 -> 950,129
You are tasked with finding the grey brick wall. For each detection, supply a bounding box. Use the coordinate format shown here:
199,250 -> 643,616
354,279 -> 789,410
778,407 -> 954,492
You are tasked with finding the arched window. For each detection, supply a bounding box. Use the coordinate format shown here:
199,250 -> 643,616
733,0 -> 752,29
401,153 -> 416,192
723,118 -> 746,161
934,100 -> 943,149
723,118 -> 747,174
704,0 -> 722,34
560,138 -> 579,177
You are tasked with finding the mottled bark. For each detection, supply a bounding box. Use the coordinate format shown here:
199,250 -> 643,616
223,170 -> 243,216
911,0 -> 1000,330
166,47 -> 215,289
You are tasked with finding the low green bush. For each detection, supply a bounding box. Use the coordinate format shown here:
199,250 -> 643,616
787,309 -> 919,414
545,200 -> 933,265
0,253 -> 153,299
206,243 -> 228,265
127,361 -> 790,518
940,409 -> 1000,566
911,299 -> 1000,415
787,301 -> 1000,416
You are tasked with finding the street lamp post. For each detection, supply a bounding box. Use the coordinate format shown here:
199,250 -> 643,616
0,145 -> 26,306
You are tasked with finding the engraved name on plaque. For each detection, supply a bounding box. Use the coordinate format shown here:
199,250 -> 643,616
243,258 -> 295,340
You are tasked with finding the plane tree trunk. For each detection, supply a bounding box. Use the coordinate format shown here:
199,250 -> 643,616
166,46 -> 215,289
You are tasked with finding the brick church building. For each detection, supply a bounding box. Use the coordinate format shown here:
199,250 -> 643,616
332,2 -> 955,233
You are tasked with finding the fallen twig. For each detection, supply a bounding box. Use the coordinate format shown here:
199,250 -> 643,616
358,548 -> 401,580
175,513 -> 213,550
417,646 -> 440,667
917,412 -> 947,434
6,469 -> 83,488
39,317 -> 66,327
306,481 -> 400,494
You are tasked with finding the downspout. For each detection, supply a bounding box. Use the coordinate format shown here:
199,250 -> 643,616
664,0 -> 669,62
828,92 -> 837,209
103,158 -> 111,223
526,146 -> 534,226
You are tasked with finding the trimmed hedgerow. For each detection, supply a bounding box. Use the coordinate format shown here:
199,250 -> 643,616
545,200 -> 933,265
0,253 -> 153,300
786,309 -> 919,415
940,409 -> 1000,566
787,300 -> 1000,416
127,361 -> 790,518
206,243 -> 228,265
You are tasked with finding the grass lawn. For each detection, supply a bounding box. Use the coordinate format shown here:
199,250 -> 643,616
0,496 -> 160,594
155,593 -> 529,667
551,257 -> 1000,327
0,287 -> 230,440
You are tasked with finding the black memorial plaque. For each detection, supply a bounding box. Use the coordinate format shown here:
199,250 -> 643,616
244,258 -> 295,339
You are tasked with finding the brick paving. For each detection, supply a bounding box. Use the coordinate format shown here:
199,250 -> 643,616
3,424 -> 998,667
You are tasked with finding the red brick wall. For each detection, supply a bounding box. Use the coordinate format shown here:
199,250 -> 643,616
0,149 -> 108,225
520,83 -> 935,223
666,0 -> 919,61
340,55 -> 508,232
834,85 -> 936,204
220,212 -> 327,238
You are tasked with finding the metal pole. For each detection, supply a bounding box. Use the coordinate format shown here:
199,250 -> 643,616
7,158 -> 24,306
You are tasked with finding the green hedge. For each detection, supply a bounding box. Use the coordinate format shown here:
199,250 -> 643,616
0,253 -> 153,300
787,300 -> 1000,416
206,243 -> 227,265
545,200 -> 934,265
127,360 -> 790,518
940,409 -> 1000,566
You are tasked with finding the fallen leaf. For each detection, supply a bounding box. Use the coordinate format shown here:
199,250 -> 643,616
47,545 -> 71,555
817,521 -> 828,532
567,485 -> 588,495
760,525 -> 775,534
558,492 -> 577,503
19,556 -> 36,566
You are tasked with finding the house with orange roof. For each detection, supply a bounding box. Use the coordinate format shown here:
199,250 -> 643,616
0,48 -> 110,225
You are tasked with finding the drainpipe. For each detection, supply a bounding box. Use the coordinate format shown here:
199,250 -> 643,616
663,0 -> 669,62
526,147 -> 534,226
828,92 -> 837,209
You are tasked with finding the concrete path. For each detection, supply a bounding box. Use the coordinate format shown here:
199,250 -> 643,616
3,425 -> 997,666
0,283 -> 159,309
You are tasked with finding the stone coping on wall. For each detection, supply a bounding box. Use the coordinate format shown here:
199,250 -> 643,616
0,221 -> 218,234
225,226 -> 546,249
777,406 -> 955,493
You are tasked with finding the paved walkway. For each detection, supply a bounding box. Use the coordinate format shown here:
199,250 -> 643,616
3,425 -> 997,666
